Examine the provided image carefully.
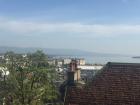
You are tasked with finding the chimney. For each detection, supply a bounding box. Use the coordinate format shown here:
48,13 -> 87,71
67,60 -> 80,84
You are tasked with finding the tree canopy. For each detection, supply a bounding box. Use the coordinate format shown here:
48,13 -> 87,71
0,51 -> 61,105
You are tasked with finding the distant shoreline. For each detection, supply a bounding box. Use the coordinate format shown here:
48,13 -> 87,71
132,56 -> 140,59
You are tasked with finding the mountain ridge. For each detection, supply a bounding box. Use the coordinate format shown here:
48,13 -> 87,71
0,46 -> 129,57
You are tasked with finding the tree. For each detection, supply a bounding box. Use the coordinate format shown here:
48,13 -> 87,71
27,50 -> 49,67
0,51 -> 60,105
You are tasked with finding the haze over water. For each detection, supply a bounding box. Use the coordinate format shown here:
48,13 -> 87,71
80,56 -> 140,64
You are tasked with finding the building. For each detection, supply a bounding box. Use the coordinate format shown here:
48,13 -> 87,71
0,67 -> 9,76
78,65 -> 103,81
64,62 -> 140,105
76,58 -> 85,65
0,55 -> 4,59
22,54 -> 27,58
56,59 -> 63,67
48,58 -> 63,66
48,59 -> 56,65
0,67 -> 9,81
63,58 -> 71,65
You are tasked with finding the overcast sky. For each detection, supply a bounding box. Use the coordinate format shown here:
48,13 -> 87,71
0,0 -> 140,55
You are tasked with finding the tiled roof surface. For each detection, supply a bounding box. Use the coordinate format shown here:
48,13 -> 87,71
64,62 -> 140,105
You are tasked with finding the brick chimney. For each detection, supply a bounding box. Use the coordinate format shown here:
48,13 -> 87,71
67,60 -> 80,84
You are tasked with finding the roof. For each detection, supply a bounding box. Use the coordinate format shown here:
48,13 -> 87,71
64,62 -> 140,105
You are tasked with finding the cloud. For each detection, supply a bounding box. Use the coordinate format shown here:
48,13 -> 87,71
0,17 -> 140,37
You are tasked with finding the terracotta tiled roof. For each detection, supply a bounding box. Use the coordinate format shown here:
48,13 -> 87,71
64,62 -> 140,105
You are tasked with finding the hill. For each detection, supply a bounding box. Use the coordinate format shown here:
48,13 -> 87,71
0,46 -> 128,57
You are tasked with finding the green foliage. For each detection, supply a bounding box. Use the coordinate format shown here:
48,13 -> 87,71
0,51 -> 60,105
27,50 -> 49,67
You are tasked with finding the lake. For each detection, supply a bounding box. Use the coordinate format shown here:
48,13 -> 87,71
52,55 -> 140,65
84,56 -> 140,64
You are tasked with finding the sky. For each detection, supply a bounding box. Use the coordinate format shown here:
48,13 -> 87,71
0,0 -> 140,55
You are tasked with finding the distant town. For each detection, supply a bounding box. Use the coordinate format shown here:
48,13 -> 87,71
47,55 -> 104,83
0,52 -> 104,84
